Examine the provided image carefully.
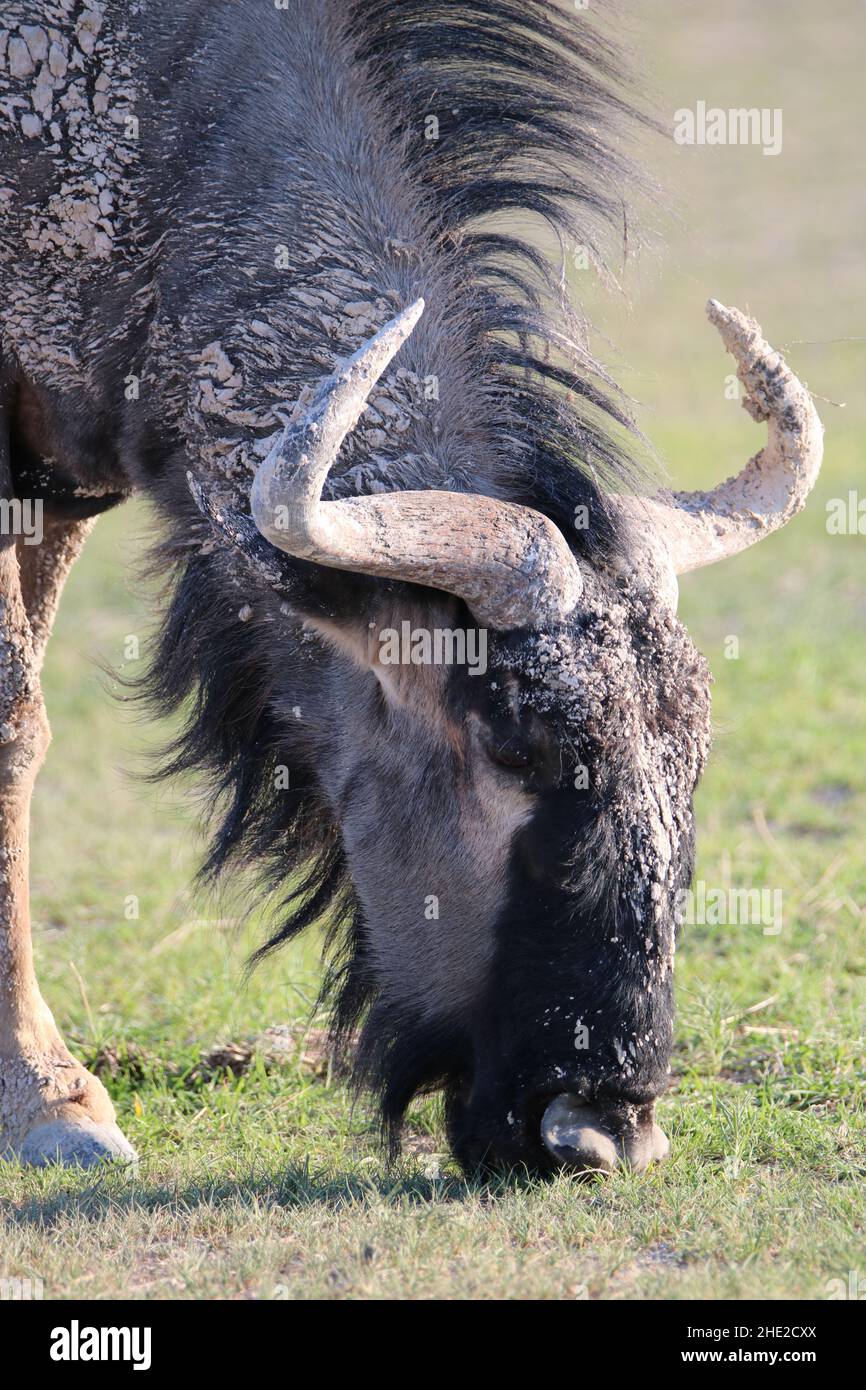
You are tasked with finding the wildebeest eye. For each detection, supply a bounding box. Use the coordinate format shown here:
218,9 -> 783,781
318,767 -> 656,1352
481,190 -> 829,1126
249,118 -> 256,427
486,734 -> 534,771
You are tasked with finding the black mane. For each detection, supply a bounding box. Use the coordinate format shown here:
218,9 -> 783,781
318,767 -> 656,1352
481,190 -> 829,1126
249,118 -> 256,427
351,0 -> 649,537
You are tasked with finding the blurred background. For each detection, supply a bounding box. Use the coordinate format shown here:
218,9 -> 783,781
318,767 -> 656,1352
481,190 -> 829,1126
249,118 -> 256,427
14,0 -> 864,1298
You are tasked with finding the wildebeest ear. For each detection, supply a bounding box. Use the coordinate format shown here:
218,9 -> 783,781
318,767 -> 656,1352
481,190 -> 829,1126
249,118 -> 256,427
187,473 -> 296,594
186,472 -> 382,649
188,476 -> 448,701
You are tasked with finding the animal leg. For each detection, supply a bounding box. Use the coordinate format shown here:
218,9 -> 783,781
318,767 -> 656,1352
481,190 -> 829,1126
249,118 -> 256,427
0,515 -> 137,1167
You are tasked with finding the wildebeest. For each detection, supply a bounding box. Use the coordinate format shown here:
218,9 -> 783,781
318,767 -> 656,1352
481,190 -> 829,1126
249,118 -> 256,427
0,1 -> 822,1172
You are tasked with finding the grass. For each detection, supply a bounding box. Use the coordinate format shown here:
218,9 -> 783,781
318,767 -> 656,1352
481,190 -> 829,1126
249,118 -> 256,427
1,0 -> 864,1299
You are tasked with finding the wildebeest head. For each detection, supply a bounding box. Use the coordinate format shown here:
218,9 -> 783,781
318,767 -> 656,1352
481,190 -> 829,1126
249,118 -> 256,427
193,297 -> 822,1174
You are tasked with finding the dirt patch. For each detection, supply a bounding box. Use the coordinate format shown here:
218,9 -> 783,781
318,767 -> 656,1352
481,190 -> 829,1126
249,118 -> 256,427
87,1024 -> 348,1089
604,1241 -> 688,1295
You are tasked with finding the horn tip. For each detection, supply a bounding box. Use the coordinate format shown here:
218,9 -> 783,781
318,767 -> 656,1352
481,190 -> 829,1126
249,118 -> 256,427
706,298 -> 765,357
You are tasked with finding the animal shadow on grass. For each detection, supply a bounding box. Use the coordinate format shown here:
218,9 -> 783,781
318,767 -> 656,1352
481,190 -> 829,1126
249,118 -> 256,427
1,1158 -> 536,1233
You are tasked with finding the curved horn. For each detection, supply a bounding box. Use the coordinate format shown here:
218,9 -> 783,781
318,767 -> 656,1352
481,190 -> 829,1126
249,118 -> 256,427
250,300 -> 583,631
619,300 -> 824,580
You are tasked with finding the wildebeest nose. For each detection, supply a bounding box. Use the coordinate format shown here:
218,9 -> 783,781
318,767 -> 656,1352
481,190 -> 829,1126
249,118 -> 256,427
540,1094 -> 670,1173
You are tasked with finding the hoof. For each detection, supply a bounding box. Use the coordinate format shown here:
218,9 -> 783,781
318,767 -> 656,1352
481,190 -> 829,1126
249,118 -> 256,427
13,1118 -> 138,1170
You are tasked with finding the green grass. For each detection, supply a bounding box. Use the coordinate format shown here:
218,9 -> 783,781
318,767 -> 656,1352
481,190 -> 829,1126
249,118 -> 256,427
1,0 -> 864,1299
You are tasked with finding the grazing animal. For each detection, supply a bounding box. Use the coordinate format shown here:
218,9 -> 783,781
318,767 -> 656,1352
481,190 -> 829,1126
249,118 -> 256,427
0,0 -> 822,1172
